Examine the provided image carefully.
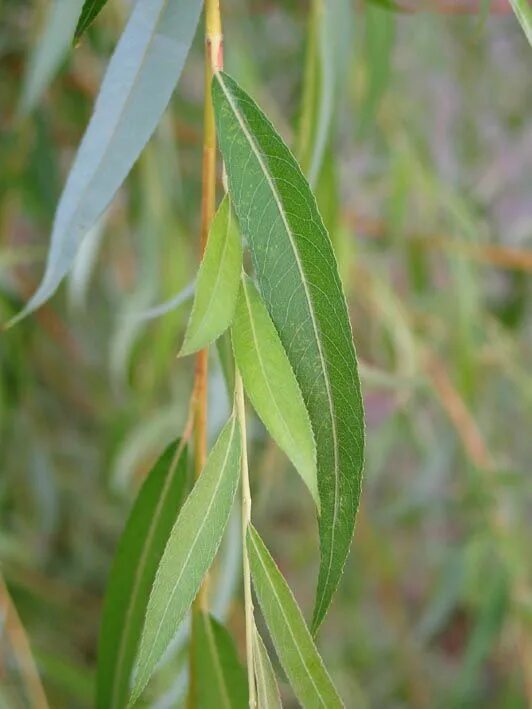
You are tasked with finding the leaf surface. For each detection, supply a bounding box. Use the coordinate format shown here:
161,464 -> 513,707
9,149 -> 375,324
132,416 -> 241,702
180,196 -> 242,356
247,526 -> 344,708
213,71 -> 364,630
232,275 -> 317,505
253,629 -> 282,709
12,0 -> 202,324
97,440 -> 188,709
75,0 -> 110,40
193,612 -> 248,709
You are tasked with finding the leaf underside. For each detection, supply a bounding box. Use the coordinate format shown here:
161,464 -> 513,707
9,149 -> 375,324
232,275 -> 318,506
132,416 -> 241,702
247,525 -> 344,708
213,71 -> 365,631
96,440 -> 188,709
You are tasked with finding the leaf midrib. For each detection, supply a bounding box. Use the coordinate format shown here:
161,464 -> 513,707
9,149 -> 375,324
217,72 -> 340,613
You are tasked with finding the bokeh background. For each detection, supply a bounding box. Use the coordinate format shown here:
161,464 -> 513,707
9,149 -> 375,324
1,0 -> 531,706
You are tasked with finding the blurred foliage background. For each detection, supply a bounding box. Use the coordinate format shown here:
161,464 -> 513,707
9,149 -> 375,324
1,0 -> 531,706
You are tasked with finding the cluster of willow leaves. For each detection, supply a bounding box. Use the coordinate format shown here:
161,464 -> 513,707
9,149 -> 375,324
1,0 -> 531,707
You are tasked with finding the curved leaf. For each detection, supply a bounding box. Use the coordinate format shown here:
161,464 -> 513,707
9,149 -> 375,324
193,612 -> 248,709
12,0 -> 202,325
232,275 -> 318,506
253,629 -> 282,709
132,416 -> 241,702
75,0 -> 110,41
180,196 -> 242,356
247,526 -> 344,708
213,71 -> 364,631
97,440 -> 188,709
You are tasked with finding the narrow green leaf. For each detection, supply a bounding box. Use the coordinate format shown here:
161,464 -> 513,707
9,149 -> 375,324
75,0 -> 110,41
180,196 -> 242,356
132,416 -> 242,702
253,629 -> 282,709
20,0 -> 85,115
193,612 -> 248,709
11,0 -> 202,326
509,0 -> 532,45
213,71 -> 365,631
232,275 -> 318,506
97,440 -> 188,709
247,526 -> 344,708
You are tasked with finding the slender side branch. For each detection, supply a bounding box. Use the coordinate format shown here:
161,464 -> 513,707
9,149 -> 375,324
235,371 -> 257,708
0,576 -> 50,709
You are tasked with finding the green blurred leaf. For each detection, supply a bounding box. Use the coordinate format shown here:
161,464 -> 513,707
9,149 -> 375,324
232,275 -> 318,506
213,71 -> 365,631
253,628 -> 282,709
132,416 -> 241,702
359,2 -> 394,136
193,612 -> 248,708
75,0 -> 111,41
298,0 -> 353,187
509,0 -> 532,45
20,0 -> 85,114
180,196 -> 242,356
247,526 -> 344,708
11,0 -> 203,325
97,440 -> 188,709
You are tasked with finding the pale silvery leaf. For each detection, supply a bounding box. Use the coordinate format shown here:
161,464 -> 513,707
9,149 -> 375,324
20,0 -> 84,115
12,0 -> 202,325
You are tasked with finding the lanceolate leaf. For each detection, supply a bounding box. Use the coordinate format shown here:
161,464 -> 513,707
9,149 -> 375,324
180,196 -> 242,356
132,416 -> 241,702
247,526 -> 344,708
12,0 -> 202,325
193,612 -> 248,709
97,440 -> 188,709
213,71 -> 364,631
75,0 -> 110,41
253,628 -> 282,709
232,275 -> 318,506
20,0 -> 85,115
